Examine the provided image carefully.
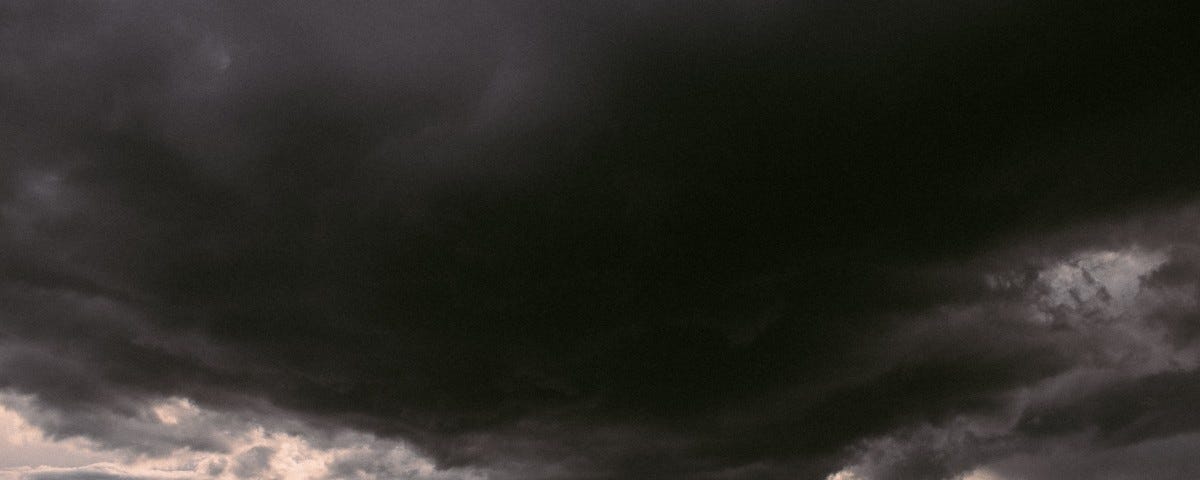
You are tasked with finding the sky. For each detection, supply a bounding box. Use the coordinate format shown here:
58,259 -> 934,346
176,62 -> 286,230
1,1 -> 1199,479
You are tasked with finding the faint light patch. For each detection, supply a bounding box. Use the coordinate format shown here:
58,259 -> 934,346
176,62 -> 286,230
204,36 -> 233,72
1,169 -> 69,235
182,32 -> 234,85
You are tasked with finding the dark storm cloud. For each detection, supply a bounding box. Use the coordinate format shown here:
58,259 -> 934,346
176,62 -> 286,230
2,0 -> 1200,478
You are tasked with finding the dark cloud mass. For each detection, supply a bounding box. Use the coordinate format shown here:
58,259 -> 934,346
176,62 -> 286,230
1,1 -> 1200,479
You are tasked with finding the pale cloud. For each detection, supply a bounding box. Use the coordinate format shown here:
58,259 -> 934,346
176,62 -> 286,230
0,394 -> 484,480
0,401 -> 106,470
957,468 -> 1008,480
825,469 -> 863,480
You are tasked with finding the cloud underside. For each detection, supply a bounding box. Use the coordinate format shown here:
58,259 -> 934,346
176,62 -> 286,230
0,395 -> 485,480
2,1 -> 1200,479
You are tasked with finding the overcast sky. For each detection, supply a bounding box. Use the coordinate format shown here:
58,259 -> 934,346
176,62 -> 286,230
2,1 -> 1200,479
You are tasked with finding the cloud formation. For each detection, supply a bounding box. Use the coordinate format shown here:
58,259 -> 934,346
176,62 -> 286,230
2,0 -> 1200,478
0,394 -> 484,480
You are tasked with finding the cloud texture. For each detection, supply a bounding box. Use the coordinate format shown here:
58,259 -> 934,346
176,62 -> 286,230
2,1 -> 1200,478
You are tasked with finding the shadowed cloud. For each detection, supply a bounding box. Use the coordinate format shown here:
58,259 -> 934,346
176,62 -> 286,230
2,1 -> 1200,478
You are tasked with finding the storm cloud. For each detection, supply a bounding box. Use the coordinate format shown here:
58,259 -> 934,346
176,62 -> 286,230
2,1 -> 1200,479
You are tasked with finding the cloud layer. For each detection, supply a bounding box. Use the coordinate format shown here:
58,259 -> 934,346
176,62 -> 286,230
2,1 -> 1200,478
0,394 -> 484,480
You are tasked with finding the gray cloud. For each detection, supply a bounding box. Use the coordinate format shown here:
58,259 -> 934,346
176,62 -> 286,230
2,1 -> 1200,479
